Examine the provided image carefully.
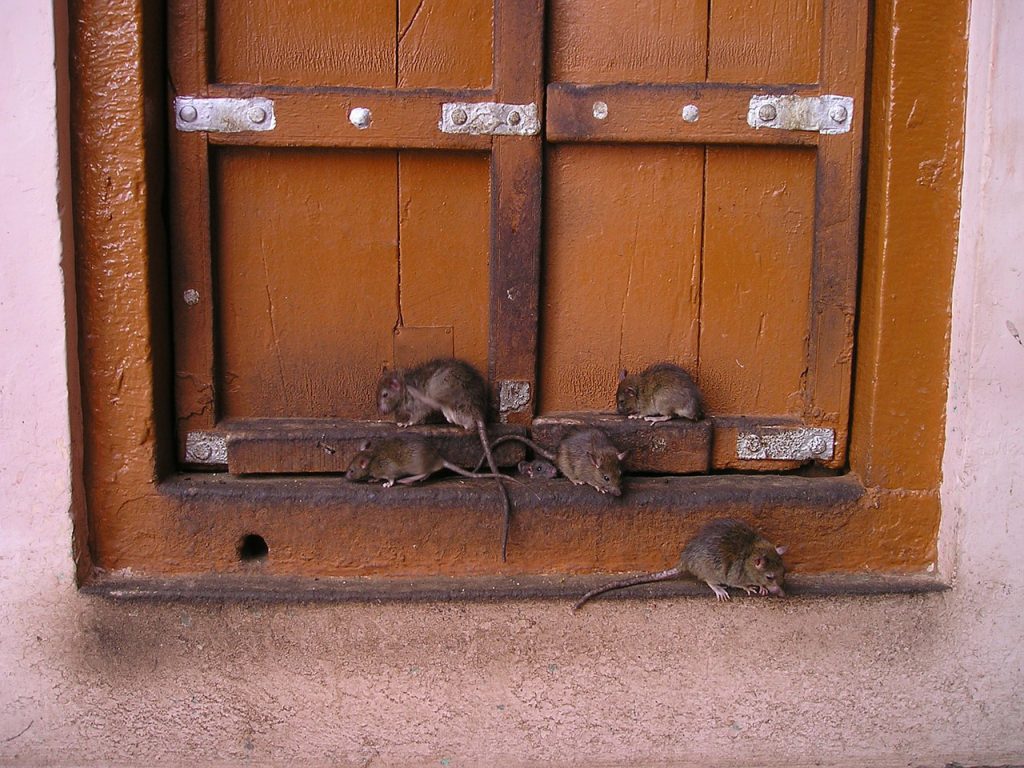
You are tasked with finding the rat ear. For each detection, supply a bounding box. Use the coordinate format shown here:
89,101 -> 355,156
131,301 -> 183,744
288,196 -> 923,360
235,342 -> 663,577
775,545 -> 788,556
588,451 -> 601,468
358,456 -> 370,469
358,439 -> 372,451
616,450 -> 628,462
618,368 -> 628,382
753,555 -> 766,570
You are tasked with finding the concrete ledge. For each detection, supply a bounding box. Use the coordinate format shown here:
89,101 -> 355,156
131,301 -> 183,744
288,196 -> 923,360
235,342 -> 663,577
80,570 -> 949,605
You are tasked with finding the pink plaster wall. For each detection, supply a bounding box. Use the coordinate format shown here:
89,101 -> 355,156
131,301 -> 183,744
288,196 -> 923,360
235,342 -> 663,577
1,1 -> 1023,766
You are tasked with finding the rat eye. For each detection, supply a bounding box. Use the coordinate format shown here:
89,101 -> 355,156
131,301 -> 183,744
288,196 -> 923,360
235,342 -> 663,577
765,573 -> 776,580
602,474 -> 610,482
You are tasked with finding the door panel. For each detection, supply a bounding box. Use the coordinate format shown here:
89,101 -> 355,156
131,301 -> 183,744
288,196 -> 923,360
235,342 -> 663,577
540,144 -> 703,413
699,146 -> 816,417
398,0 -> 494,88
548,0 -> 708,83
213,147 -> 398,420
212,0 -> 398,87
707,0 -> 823,84
398,151 -> 491,373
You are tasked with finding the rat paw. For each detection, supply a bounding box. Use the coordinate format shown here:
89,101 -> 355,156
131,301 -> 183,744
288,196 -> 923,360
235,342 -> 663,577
709,583 -> 731,601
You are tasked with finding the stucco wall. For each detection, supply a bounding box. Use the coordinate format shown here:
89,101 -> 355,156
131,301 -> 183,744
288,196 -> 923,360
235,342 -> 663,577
1,1 -> 1022,766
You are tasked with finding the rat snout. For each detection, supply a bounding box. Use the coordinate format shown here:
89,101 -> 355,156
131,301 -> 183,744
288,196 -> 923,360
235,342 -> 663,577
768,583 -> 785,597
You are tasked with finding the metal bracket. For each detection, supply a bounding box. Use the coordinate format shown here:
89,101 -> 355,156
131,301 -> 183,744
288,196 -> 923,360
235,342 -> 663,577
747,94 -> 853,135
175,97 -> 276,133
185,431 -> 228,465
498,380 -> 531,414
736,428 -> 835,461
439,102 -> 540,136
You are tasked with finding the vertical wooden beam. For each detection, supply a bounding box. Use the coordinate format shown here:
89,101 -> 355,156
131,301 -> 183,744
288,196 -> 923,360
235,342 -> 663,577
167,0 -> 218,460
489,0 -> 543,423
803,0 -> 870,467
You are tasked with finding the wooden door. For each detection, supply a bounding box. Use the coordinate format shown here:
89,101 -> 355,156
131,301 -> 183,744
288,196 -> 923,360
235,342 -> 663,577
167,0 -> 542,471
167,0 -> 866,474
543,0 -> 867,470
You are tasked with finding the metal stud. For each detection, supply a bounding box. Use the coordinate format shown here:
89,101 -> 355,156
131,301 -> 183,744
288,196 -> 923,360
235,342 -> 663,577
507,110 -> 521,126
592,101 -> 609,120
451,108 -> 468,126
828,104 -> 849,124
183,289 -> 200,306
178,104 -> 198,123
758,104 -> 778,122
681,104 -> 699,123
247,106 -> 267,124
349,107 -> 372,129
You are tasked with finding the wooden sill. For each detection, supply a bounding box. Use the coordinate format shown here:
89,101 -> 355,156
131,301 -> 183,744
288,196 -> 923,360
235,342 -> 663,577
79,569 -> 949,604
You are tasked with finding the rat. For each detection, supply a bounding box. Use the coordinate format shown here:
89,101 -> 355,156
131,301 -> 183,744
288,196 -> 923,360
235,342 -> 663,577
573,518 -> 787,609
517,459 -> 558,479
616,362 -> 704,422
345,435 -> 501,487
375,357 -> 514,559
487,428 -> 627,496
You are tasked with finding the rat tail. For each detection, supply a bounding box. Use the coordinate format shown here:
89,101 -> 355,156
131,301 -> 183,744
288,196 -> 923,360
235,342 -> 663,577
477,421 -> 514,562
472,434 -> 557,473
573,567 -> 682,611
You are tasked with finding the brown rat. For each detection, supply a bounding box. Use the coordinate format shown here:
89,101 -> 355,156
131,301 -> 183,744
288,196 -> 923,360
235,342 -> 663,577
517,459 -> 558,480
376,357 -> 513,558
573,518 -> 787,609
488,428 -> 627,496
616,362 -> 704,422
345,435 -> 500,487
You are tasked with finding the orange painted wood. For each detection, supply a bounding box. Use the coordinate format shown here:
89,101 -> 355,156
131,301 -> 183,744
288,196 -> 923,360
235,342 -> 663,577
803,0 -> 869,464
204,86 -> 493,151
548,0 -> 707,84
698,147 -> 816,419
225,420 -> 526,475
545,83 -> 821,146
398,0 -> 493,89
213,147 -> 398,420
489,0 -> 544,423
540,145 -> 704,414
398,151 -> 491,374
168,0 -> 217,458
532,414 -> 711,475
212,0 -> 397,87
707,0 -> 822,84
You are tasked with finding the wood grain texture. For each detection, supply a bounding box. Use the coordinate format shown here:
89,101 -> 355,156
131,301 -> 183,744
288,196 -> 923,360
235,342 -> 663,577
698,146 -> 816,418
213,147 -> 398,419
548,0 -> 707,83
540,145 -> 704,413
212,0 -> 396,86
398,151 -> 491,372
708,0 -> 823,84
398,0 -> 493,88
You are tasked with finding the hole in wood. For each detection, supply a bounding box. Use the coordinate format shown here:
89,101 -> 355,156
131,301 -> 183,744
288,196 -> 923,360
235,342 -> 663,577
238,533 -> 269,562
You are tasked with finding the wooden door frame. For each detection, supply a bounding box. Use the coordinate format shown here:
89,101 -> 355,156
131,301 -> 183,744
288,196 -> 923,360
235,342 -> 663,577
68,0 -> 967,597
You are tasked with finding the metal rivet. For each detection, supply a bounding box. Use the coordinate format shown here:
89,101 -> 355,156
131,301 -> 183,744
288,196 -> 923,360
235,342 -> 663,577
592,101 -> 608,120
744,435 -> 764,453
349,107 -> 372,129
451,108 -> 468,126
194,443 -> 213,461
178,104 -> 198,123
247,106 -> 267,124
758,104 -> 777,122
681,104 -> 699,123
829,104 -> 848,124
808,436 -> 828,456
183,288 -> 200,306
507,110 -> 521,126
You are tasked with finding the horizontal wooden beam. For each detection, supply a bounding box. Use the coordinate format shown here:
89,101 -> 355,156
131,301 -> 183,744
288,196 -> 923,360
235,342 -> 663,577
546,82 -> 824,145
